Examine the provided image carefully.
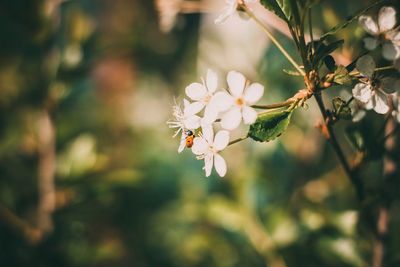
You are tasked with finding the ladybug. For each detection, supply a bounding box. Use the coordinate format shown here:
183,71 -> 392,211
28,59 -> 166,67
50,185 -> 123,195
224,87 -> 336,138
185,130 -> 195,148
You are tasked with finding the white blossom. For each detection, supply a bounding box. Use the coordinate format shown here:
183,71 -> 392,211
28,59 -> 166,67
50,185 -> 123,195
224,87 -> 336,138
167,99 -> 201,153
212,70 -> 264,130
352,55 -> 389,114
192,125 -> 230,177
215,0 -> 257,24
184,69 -> 220,124
359,6 -> 400,60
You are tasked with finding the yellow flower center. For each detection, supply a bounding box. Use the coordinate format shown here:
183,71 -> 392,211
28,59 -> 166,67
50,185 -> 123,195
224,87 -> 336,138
235,97 -> 244,106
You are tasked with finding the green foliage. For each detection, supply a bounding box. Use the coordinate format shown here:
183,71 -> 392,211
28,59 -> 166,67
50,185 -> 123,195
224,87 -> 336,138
260,0 -> 291,22
332,97 -> 352,120
320,0 -> 386,40
333,65 -> 352,86
312,39 -> 344,67
248,109 -> 293,142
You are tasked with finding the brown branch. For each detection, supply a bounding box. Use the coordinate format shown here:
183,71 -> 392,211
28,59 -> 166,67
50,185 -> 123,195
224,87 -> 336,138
37,110 -> 56,234
313,92 -> 364,201
0,202 -> 43,244
373,111 -> 399,267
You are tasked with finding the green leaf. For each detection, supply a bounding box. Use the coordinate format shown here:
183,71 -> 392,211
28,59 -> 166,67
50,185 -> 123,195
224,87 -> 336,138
333,65 -> 352,85
313,39 -> 344,66
277,0 -> 292,20
260,0 -> 289,22
248,110 -> 293,142
332,97 -> 352,120
345,126 -> 365,151
323,55 -> 336,72
320,0 -> 386,40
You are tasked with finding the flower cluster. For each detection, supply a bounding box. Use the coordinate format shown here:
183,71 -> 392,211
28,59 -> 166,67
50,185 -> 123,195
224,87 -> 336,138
168,69 -> 264,177
359,6 -> 400,61
352,6 -> 400,122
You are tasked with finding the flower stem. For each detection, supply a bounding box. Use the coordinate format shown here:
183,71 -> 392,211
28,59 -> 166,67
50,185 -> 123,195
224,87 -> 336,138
252,99 -> 295,109
243,6 -> 305,76
314,92 -> 364,201
350,66 -> 395,76
228,136 -> 249,146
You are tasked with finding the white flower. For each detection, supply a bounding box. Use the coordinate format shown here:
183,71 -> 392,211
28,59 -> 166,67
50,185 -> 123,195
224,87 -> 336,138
167,99 -> 201,153
352,55 -> 389,114
215,0 -> 257,24
212,70 -> 264,130
192,125 -> 230,177
359,6 -> 400,60
184,69 -> 220,124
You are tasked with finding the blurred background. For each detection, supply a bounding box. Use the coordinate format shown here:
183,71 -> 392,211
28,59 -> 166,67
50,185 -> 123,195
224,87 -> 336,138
0,0 -> 399,267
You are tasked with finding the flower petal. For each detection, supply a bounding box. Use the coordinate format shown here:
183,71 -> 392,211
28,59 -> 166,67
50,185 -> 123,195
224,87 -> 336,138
178,134 -> 186,153
382,42 -> 400,60
201,124 -> 214,144
363,37 -> 379,50
359,15 -> 379,35
227,71 -> 246,97
378,6 -> 396,32
352,83 -> 373,103
183,98 -> 190,108
185,82 -> 207,101
214,154 -> 227,177
373,90 -> 389,114
214,130 -> 230,151
191,137 -> 208,155
211,91 -> 234,112
242,106 -> 258,124
204,153 -> 213,177
184,115 -> 201,130
184,101 -> 205,116
206,69 -> 218,93
221,106 -> 242,130
214,0 -> 237,24
202,104 -> 219,124
244,82 -> 264,104
356,55 -> 375,77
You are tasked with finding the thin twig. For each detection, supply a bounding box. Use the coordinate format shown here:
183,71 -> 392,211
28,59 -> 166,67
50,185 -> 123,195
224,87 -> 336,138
252,99 -> 295,109
243,5 -> 305,76
228,136 -> 249,146
314,92 -> 364,201
37,110 -> 56,234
